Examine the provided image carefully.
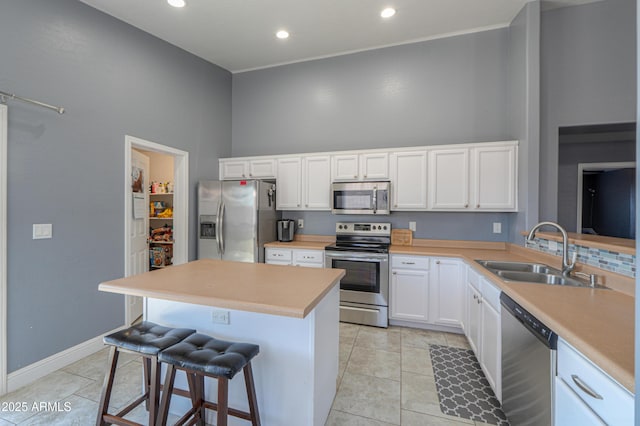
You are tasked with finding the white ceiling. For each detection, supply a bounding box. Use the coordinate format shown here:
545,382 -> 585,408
79,0 -> 599,73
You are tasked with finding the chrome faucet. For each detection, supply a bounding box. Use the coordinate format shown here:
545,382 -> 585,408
526,221 -> 575,276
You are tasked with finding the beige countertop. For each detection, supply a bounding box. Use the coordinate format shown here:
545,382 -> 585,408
99,259 -> 345,319
391,243 -> 635,393
264,240 -> 331,250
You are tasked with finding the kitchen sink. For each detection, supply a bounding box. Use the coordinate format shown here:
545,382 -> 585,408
475,260 -> 606,289
476,260 -> 557,274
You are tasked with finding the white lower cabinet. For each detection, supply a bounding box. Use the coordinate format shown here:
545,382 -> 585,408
265,247 -> 324,268
465,267 -> 501,401
390,255 -> 464,328
555,338 -> 633,425
429,258 -> 463,327
390,256 -> 430,322
555,378 -> 605,426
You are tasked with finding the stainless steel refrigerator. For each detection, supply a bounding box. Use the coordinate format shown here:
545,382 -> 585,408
198,180 -> 279,263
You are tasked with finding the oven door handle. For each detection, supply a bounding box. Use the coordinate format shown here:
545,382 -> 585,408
341,305 -> 380,314
372,186 -> 377,214
325,253 -> 388,262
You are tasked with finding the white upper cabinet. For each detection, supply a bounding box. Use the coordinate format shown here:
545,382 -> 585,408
276,157 -> 302,210
428,148 -> 470,209
220,158 -> 276,180
390,151 -> 427,210
303,155 -> 331,210
472,144 -> 517,211
332,152 -> 388,181
427,141 -> 517,211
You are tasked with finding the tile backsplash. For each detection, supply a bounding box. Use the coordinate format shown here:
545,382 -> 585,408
525,237 -> 636,278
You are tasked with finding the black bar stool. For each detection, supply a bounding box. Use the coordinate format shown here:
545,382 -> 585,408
157,333 -> 261,426
96,321 -> 196,426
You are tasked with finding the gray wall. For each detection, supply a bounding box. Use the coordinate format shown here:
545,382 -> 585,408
232,29 -> 511,156
0,0 -> 231,372
508,1 -> 540,243
233,28 -> 517,240
539,0 -> 637,222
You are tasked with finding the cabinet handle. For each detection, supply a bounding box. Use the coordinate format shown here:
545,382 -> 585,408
571,375 -> 604,400
249,173 -> 253,177
354,175 -> 358,179
297,204 -> 300,207
476,204 -> 480,208
306,204 -> 309,207
473,294 -> 477,300
395,204 -> 398,207
401,261 -> 415,265
364,174 -> 367,178
477,298 -> 482,304
464,204 -> 469,208
392,272 -> 397,275
436,261 -> 440,264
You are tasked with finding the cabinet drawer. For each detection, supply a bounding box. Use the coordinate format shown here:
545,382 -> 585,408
265,248 -> 292,262
293,250 -> 324,264
480,278 -> 501,311
391,255 -> 429,270
466,266 -> 480,290
557,339 -> 633,426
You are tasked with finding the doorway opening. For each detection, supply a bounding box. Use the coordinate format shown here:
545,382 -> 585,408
577,162 -> 636,239
124,136 -> 189,325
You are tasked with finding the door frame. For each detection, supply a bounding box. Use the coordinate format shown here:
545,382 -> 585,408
576,161 -> 635,233
0,104 -> 7,395
124,135 -> 189,324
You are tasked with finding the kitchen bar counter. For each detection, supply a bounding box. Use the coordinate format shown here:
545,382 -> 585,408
391,243 -> 635,393
99,258 -> 344,318
99,259 -> 345,426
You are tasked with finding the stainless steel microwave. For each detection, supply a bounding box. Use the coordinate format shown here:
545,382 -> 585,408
331,181 -> 390,215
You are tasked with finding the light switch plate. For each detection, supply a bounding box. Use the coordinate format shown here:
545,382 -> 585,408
33,224 -> 52,239
492,222 -> 502,234
212,309 -> 230,324
409,221 -> 416,232
548,240 -> 558,252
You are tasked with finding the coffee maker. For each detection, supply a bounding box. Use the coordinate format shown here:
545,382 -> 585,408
277,220 -> 295,242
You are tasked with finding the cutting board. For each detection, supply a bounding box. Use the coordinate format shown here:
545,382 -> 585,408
391,229 -> 413,246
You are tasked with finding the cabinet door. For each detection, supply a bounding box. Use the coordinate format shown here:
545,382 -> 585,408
276,158 -> 302,210
555,378 -> 606,426
472,145 -> 517,210
248,158 -> 276,178
390,151 -> 427,210
292,249 -> 324,268
480,300 -> 501,401
331,154 -> 359,181
361,152 -> 388,180
428,148 -> 470,209
430,258 -> 463,327
466,283 -> 481,355
390,269 -> 430,322
303,155 -> 331,210
220,160 -> 248,180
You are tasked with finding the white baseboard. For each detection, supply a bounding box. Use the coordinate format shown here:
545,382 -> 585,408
6,324 -> 127,394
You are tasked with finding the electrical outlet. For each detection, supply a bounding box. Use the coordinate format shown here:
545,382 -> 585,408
409,221 -> 416,232
492,222 -> 502,234
548,240 -> 558,252
298,219 -> 304,229
33,224 -> 52,239
212,309 -> 230,324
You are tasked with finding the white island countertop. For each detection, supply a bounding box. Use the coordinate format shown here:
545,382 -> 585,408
99,258 -> 345,318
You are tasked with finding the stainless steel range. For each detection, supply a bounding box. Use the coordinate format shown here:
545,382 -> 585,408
324,222 -> 390,328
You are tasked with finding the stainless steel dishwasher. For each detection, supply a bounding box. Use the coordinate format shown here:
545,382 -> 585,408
500,293 -> 558,426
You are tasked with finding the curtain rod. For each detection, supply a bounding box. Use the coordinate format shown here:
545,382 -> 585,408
0,90 -> 65,114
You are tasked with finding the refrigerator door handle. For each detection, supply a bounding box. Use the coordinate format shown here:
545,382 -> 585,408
215,201 -> 222,254
219,202 -> 226,255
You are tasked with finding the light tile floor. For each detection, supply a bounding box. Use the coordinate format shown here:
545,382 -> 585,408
0,325 -> 492,425
328,324 -> 493,426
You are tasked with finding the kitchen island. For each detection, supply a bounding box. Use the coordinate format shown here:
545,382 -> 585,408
99,259 -> 345,426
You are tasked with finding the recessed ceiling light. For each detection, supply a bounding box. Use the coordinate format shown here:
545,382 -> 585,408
276,30 -> 290,39
381,7 -> 396,18
167,0 -> 186,8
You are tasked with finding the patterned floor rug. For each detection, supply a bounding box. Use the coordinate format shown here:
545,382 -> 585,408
429,344 -> 509,426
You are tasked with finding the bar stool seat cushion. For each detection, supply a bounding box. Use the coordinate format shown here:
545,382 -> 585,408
103,321 -> 196,356
159,333 -> 259,379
